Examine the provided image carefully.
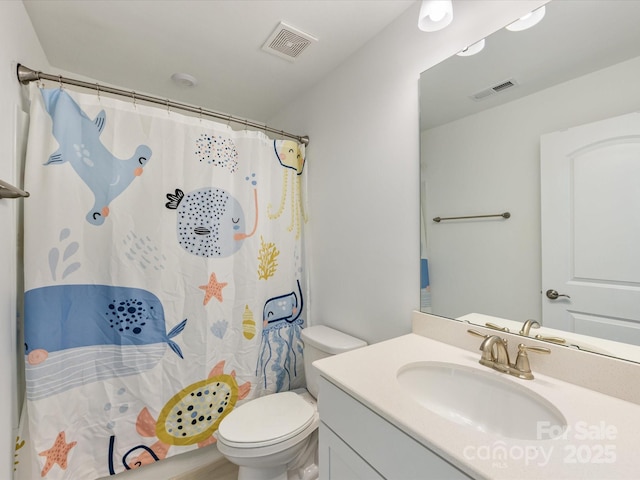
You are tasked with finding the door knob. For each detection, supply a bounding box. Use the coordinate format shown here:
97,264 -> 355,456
546,289 -> 570,300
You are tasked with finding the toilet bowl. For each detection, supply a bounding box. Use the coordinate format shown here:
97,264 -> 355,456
216,389 -> 318,480
216,325 -> 366,480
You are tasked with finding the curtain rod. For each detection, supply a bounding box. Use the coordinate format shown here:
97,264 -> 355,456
16,64 -> 309,146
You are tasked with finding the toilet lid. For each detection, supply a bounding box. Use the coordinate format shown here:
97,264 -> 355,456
217,391 -> 315,446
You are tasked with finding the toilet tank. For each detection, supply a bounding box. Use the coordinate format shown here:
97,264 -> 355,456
301,325 -> 367,398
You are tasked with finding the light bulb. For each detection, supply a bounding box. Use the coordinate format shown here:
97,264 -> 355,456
418,0 -> 454,32
429,6 -> 447,22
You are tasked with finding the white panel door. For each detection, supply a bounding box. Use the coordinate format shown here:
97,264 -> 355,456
541,112 -> 640,345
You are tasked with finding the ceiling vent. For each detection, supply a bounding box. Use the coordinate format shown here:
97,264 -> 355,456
470,78 -> 518,101
262,22 -> 317,61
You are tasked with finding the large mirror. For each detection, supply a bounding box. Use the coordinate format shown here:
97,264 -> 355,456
420,0 -> 640,363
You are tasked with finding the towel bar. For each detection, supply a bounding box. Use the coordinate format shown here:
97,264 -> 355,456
433,212 -> 510,222
0,179 -> 30,199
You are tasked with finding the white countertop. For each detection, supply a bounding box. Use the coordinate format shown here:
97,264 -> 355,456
313,333 -> 640,479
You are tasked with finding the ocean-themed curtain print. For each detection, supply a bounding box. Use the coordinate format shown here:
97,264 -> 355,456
18,84 -> 308,479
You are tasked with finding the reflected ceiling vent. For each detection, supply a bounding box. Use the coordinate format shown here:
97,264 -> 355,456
471,78 -> 518,101
262,22 -> 317,62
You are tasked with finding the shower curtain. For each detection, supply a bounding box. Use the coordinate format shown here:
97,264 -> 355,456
420,181 -> 431,312
17,84 -> 308,479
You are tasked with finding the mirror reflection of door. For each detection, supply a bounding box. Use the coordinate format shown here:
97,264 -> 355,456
541,112 -> 640,345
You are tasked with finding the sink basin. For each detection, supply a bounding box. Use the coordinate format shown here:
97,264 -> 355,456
397,362 -> 567,440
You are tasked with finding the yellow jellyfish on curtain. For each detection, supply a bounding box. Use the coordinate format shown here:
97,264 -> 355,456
268,140 -> 307,239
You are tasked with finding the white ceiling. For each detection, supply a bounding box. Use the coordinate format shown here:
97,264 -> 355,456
22,0 -> 415,123
419,0 -> 640,130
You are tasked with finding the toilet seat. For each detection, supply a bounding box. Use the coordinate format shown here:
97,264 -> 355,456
217,391 -> 316,449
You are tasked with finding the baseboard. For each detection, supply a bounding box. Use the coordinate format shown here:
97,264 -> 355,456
170,457 -> 238,480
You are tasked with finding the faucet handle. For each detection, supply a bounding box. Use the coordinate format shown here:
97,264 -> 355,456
519,344 -> 551,355
534,334 -> 566,344
513,343 -> 550,379
485,322 -> 510,332
467,329 -> 488,338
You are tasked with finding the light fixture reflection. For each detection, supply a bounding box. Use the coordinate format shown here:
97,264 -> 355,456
456,38 -> 485,57
505,6 -> 546,32
418,0 -> 453,32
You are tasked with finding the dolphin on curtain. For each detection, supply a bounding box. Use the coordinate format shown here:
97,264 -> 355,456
40,88 -> 152,226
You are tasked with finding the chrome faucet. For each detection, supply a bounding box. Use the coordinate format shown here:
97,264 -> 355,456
468,329 -> 551,380
519,319 -> 540,336
478,335 -> 510,372
519,319 -> 567,345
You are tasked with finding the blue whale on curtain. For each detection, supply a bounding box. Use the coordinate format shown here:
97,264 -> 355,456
40,88 -> 152,226
24,284 -> 187,400
256,280 -> 304,393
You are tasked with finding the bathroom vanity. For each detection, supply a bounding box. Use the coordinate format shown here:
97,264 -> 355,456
313,312 -> 640,479
318,377 -> 470,479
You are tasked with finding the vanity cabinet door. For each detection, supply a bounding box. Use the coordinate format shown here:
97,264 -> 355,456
318,377 -> 472,480
320,423 -> 384,480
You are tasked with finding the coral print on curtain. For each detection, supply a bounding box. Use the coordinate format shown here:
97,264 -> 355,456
18,84 -> 307,479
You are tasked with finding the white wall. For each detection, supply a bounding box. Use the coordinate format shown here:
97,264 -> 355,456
0,3 -> 49,478
269,0 -> 547,344
423,54 -> 640,321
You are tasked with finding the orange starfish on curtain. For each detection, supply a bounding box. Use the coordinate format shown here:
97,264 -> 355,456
39,431 -> 77,476
199,272 -> 228,305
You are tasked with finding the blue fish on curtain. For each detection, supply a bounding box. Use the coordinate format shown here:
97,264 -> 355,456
165,185 -> 258,257
18,86 -> 307,479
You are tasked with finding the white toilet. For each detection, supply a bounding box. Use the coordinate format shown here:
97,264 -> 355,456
216,325 -> 367,480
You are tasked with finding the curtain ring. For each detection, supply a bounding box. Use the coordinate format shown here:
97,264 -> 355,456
244,119 -> 249,132
166,99 -> 170,114
131,91 -> 137,108
96,83 -> 101,101
198,107 -> 203,122
58,75 -> 63,90
226,115 -> 232,127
